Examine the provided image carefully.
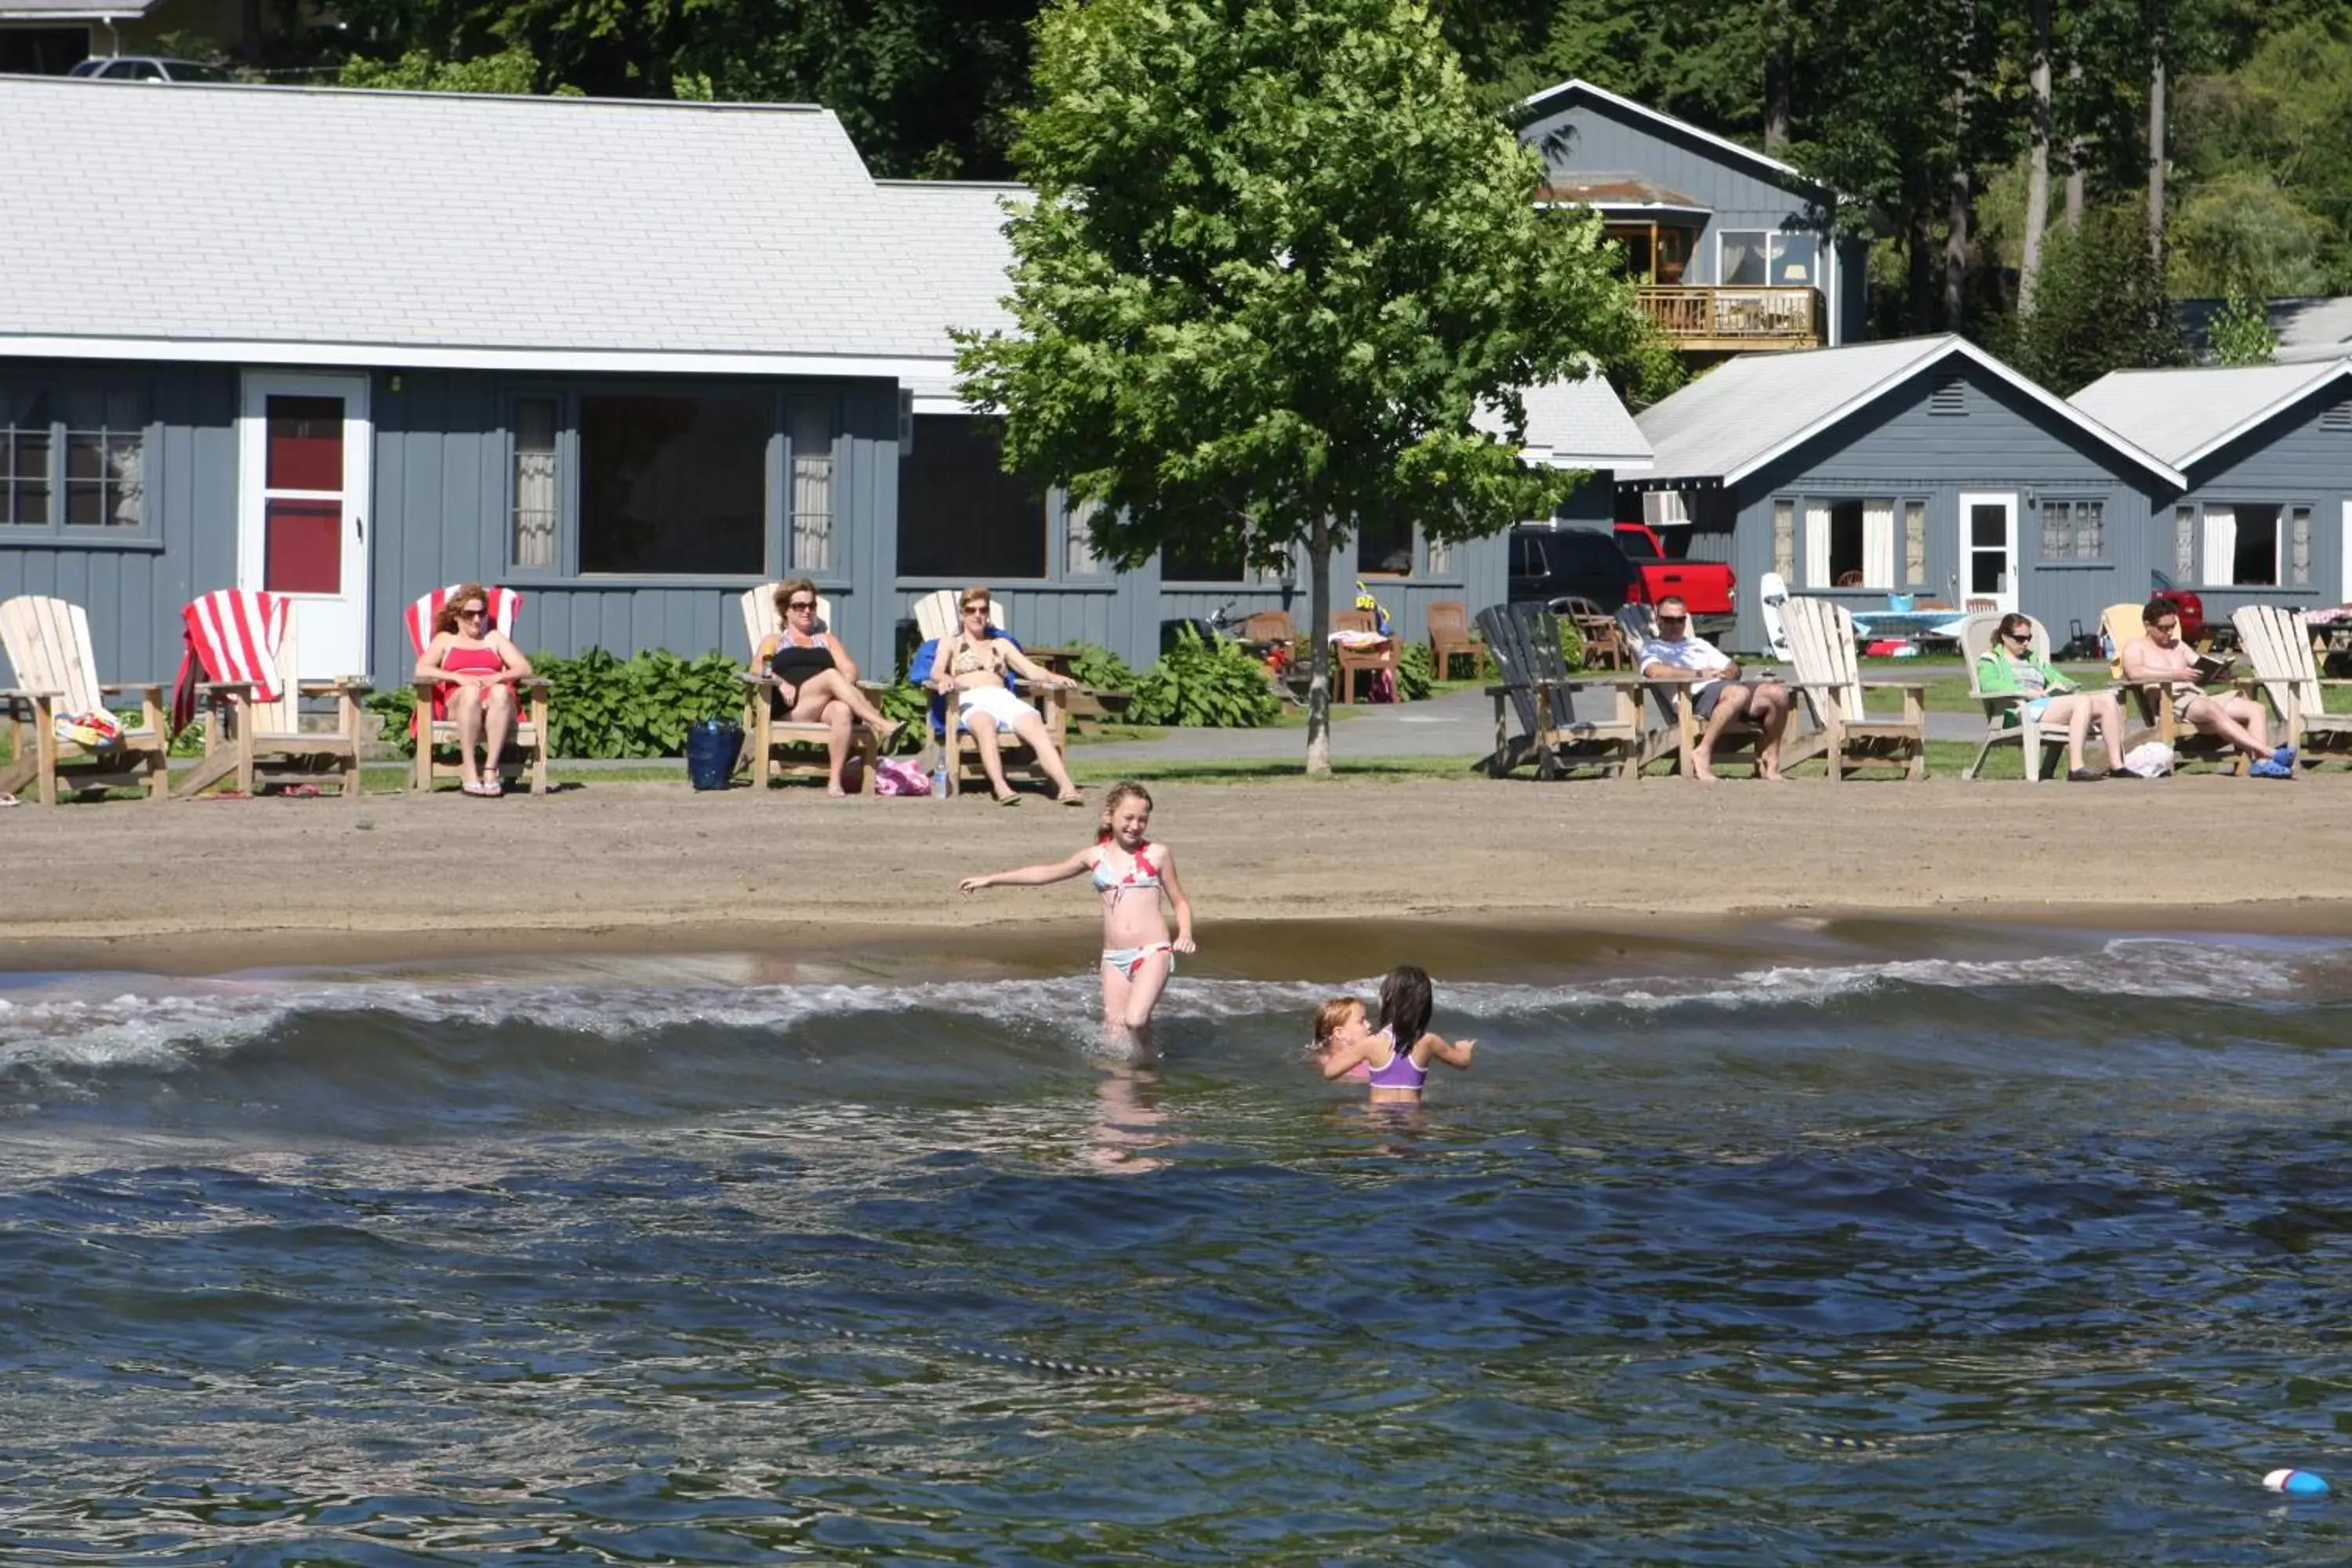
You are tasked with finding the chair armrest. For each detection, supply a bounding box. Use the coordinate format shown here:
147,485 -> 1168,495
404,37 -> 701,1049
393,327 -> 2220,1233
856,679 -> 890,695
197,681 -> 257,699
516,677 -> 551,693
1858,681 -> 1927,696
297,677 -> 375,697
737,671 -> 780,688
98,681 -> 165,699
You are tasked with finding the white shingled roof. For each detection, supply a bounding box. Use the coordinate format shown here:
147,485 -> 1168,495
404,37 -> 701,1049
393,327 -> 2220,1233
2068,359 -> 2352,468
0,76 -> 1011,386
0,0 -> 156,14
1474,373 -> 1652,470
874,180 -> 1021,404
1633,334 -> 2185,488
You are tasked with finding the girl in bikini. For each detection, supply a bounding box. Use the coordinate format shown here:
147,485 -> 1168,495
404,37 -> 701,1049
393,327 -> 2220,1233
751,577 -> 902,797
957,781 -> 1196,1045
1310,965 -> 1475,1103
412,583 -> 532,797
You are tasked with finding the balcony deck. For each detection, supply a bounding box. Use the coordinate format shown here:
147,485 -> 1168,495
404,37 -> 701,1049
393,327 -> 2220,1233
1638,285 -> 1821,351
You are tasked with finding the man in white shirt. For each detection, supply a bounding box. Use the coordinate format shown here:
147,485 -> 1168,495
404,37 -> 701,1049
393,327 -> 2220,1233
1639,594 -> 1790,781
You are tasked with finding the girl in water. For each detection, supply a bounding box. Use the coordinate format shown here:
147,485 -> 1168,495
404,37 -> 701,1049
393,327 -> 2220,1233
957,781 -> 1196,1044
1311,965 -> 1475,1102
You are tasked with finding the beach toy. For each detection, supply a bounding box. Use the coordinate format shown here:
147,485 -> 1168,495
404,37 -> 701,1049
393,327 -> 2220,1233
2264,1469 -> 2330,1497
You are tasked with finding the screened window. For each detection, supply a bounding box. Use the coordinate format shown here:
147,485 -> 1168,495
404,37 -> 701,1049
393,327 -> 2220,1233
1065,495 -> 1105,577
2039,498 -> 2104,561
579,392 -> 768,575
1163,534 -> 1247,583
1,381 -> 149,537
1771,497 -> 1795,581
1901,500 -> 1926,586
788,400 -> 835,574
898,415 -> 1046,579
510,396 -> 559,569
1357,503 -> 1414,575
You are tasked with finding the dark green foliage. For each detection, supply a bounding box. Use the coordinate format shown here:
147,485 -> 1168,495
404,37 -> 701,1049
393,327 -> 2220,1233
875,681 -> 931,753
2005,204 -> 2189,392
1060,641 -> 1139,694
1557,615 -> 1587,671
1127,628 -> 1281,728
371,648 -> 746,761
362,687 -> 419,757
1396,642 -> 1436,701
2208,292 -> 2276,364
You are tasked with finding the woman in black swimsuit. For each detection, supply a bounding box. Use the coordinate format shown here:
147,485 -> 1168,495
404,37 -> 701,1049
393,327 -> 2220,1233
752,577 -> 899,797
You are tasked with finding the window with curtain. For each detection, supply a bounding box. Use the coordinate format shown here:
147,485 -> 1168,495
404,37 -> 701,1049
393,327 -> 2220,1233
2290,505 -> 2313,586
1356,503 -> 1414,575
2039,499 -> 2104,561
1065,495 -> 1104,577
510,396 -> 559,569
3,382 -> 151,535
1772,499 -> 1795,581
788,401 -> 834,573
2,383 -> 55,527
898,414 -> 1047,578
1902,500 -> 1926,585
2203,503 -> 2281,586
2174,505 -> 2196,581
1813,496 -> 1896,587
579,392 -> 768,575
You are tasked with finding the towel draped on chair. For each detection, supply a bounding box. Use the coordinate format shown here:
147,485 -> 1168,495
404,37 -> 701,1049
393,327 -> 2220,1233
173,588 -> 290,736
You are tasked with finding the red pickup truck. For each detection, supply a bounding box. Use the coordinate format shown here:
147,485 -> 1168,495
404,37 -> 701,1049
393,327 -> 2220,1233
1612,522 -> 1737,623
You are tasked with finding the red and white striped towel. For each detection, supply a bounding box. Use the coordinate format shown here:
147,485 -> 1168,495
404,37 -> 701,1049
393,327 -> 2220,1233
172,588 -> 289,735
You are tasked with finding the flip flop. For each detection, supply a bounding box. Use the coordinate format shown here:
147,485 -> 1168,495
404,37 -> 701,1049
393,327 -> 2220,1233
1058,792 -> 1087,807
993,791 -> 1022,807
461,780 -> 491,797
0,792 -> 16,808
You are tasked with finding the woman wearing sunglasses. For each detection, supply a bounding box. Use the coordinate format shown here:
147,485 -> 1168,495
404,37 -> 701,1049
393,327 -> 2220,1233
929,585 -> 1084,805
413,582 -> 532,797
752,577 -> 901,797
1974,612 -> 2127,781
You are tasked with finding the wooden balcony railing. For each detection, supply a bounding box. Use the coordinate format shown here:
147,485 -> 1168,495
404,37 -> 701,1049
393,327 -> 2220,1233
1636,285 -> 1821,350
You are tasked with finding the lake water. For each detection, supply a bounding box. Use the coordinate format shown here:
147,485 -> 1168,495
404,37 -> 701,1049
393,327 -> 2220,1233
5,920 -> 2352,1563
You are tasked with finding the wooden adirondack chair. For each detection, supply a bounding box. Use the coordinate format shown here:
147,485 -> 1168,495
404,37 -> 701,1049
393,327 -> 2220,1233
175,590 -> 370,799
2100,601 -> 2249,774
2232,603 -> 2352,768
1563,597 -> 1628,670
1427,600 -> 1483,680
1332,608 -> 1398,702
1959,612 -> 2071,782
737,583 -> 883,792
1474,602 -> 1642,780
908,590 -> 1068,796
0,595 -> 168,805
1617,602 -> 1790,779
404,585 -> 553,794
1782,597 -> 1926,782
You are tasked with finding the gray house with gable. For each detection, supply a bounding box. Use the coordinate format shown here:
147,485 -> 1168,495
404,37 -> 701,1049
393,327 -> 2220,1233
1619,336 -> 2189,652
1517,78 -> 1870,358
0,76 -> 1646,694
2071,359 -> 2352,621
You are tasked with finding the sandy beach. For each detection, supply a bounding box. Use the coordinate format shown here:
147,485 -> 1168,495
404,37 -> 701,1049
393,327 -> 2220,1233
5,775 -> 2352,972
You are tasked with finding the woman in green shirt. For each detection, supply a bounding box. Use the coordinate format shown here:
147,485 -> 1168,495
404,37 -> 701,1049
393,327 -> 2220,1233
1976,613 -> 2131,781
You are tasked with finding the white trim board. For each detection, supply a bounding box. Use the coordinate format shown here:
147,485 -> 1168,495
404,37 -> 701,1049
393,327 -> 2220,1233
0,333 -> 956,390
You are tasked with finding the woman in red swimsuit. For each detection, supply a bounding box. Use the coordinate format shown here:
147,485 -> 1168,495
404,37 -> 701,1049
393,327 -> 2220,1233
413,583 -> 533,797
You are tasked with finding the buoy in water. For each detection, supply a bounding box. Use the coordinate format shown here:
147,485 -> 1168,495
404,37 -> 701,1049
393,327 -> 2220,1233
2264,1469 -> 2330,1497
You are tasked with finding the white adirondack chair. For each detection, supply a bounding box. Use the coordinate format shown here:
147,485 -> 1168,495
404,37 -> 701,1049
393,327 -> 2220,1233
2100,601 -> 2249,774
737,583 -> 881,792
403,585 -> 551,795
176,590 -> 371,800
910,588 -> 1068,795
1960,612 -> 2071,782
0,594 -> 169,805
1783,597 -> 1926,782
1617,602 -> 1814,779
2233,603 -> 2352,768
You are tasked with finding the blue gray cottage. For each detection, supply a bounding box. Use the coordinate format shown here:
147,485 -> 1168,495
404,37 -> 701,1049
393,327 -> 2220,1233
1516,78 -> 1870,357
0,76 -> 1642,693
1617,336 -> 2190,652
2071,359 -> 2352,621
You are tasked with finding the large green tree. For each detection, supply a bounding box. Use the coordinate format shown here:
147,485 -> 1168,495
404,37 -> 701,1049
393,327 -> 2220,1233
955,0 -> 1647,774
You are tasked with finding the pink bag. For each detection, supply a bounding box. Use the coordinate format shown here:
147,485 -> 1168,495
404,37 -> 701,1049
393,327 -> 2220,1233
873,757 -> 932,797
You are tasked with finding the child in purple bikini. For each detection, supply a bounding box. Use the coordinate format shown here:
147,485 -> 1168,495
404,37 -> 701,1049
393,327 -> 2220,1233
1309,965 -> 1475,1103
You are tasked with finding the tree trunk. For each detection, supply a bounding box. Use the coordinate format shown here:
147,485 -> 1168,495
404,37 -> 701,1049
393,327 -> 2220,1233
2020,0 -> 2053,314
2064,57 -> 2086,228
2147,2 -> 2167,277
1907,202 -> 1938,334
239,0 -> 263,63
1944,83 -> 1973,331
1305,517 -> 1334,777
1763,0 -> 1793,154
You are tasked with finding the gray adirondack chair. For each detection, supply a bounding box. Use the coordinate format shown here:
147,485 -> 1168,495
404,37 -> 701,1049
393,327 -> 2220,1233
1475,601 -> 1642,780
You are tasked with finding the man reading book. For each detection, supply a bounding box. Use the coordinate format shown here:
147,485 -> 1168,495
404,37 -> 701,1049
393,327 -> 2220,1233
2121,599 -> 2287,773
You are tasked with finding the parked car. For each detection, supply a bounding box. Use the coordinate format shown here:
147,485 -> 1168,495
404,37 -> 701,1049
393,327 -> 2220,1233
1611,521 -> 1738,626
66,56 -> 233,82
1508,524 -> 1640,614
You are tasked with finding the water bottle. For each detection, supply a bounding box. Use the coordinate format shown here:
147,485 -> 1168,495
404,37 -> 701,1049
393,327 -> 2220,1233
931,757 -> 949,799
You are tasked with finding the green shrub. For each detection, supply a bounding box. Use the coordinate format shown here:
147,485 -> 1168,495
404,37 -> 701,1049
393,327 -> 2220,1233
1128,626 -> 1280,726
1062,640 -> 1138,692
364,686 -> 420,757
1557,616 -> 1586,670
876,680 -> 930,753
1396,641 -> 1435,700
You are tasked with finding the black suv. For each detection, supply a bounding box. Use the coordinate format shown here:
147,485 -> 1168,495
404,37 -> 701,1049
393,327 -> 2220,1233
1508,524 -> 1637,611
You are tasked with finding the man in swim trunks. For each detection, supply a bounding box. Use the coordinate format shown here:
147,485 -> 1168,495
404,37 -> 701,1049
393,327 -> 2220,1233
1639,594 -> 1791,781
2121,599 -> 2283,772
